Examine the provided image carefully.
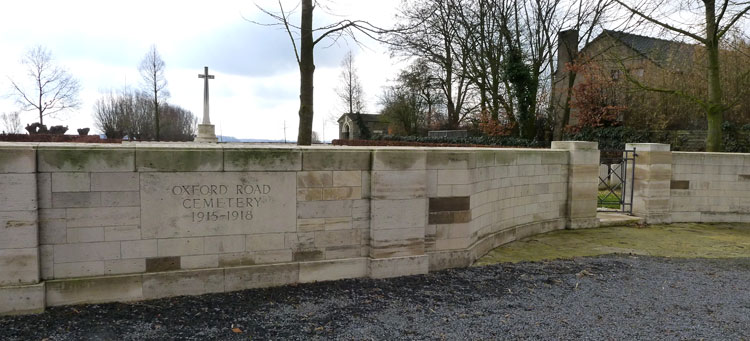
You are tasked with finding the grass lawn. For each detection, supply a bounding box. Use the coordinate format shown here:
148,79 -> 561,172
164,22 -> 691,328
475,223 -> 750,265
598,188 -> 622,210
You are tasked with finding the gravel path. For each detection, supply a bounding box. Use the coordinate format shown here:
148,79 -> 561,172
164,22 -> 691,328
2,255 -> 749,340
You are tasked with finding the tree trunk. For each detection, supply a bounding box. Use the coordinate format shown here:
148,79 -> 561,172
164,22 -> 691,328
38,91 -> 43,126
523,88 -> 538,140
154,91 -> 160,142
559,70 -> 577,138
705,44 -> 723,151
297,0 -> 315,146
704,0 -> 723,152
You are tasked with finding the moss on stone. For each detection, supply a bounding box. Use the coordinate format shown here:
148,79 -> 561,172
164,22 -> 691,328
302,151 -> 370,171
426,151 -> 476,169
0,148 -> 34,172
137,149 -> 222,172
375,151 -> 423,170
476,151 -> 495,167
494,151 -> 517,165
541,151 -> 568,165
39,148 -> 131,172
225,149 -> 300,170
474,223 -> 750,266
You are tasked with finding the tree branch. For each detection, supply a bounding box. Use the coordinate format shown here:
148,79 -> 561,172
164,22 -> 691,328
8,78 -> 38,111
277,1 -> 301,64
614,0 -> 706,43
717,3 -> 750,39
616,59 -> 708,109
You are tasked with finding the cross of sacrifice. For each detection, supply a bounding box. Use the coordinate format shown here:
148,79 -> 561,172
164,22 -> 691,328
198,66 -> 215,125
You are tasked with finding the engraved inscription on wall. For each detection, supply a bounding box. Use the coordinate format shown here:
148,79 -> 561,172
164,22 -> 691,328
140,172 -> 296,238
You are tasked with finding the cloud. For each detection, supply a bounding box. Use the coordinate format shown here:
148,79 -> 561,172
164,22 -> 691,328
172,19 -> 353,78
0,0 -> 404,141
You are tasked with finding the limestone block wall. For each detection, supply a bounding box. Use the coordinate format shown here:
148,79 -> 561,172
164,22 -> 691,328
0,142 -> 599,315
627,143 -> 673,224
625,143 -> 750,223
0,144 -> 43,314
670,152 -> 750,223
423,149 -> 570,270
33,145 -> 377,307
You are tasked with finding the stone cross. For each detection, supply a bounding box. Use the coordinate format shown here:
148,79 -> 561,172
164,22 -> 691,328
198,66 -> 215,125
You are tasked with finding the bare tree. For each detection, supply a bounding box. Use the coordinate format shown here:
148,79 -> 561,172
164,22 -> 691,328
399,59 -> 444,129
1,112 -> 22,134
379,61 -> 445,135
389,0 -> 473,129
311,130 -> 322,143
391,0 -> 607,139
139,45 -> 169,141
336,51 -> 366,114
8,46 -> 81,126
452,0 -> 514,125
380,84 -> 425,136
254,0 -> 387,145
614,0 -> 750,151
94,87 -> 195,141
552,0 -> 614,140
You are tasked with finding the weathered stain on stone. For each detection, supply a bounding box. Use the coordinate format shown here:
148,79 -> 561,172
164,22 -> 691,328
137,149 -> 222,172
292,249 -> 325,262
429,197 -> 470,212
5,220 -> 34,228
428,210 -> 472,224
146,257 -> 181,272
375,151 -> 422,170
40,149 -> 130,171
670,180 -> 690,190
225,149 -> 300,170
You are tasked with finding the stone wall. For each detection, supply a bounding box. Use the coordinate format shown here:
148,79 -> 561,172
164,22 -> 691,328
0,144 -> 42,314
6,141 -> 748,315
0,142 -> 598,315
670,152 -> 750,223
628,143 -> 750,224
424,148 -> 572,270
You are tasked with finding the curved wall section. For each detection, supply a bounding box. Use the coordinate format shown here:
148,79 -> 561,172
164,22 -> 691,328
0,142 -> 601,314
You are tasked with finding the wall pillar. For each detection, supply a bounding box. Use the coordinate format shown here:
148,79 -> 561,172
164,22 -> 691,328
368,150 -> 429,278
627,143 -> 672,224
551,141 -> 600,229
0,144 -> 45,315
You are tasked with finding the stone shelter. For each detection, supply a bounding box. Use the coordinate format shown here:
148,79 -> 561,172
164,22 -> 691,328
337,113 -> 389,140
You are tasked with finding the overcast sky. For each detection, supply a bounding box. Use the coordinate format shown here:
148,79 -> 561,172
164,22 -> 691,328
0,0 -> 403,141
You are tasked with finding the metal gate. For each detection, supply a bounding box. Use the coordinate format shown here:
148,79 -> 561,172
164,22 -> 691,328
598,149 -> 637,214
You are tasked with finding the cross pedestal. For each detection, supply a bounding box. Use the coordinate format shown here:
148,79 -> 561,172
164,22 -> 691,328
195,124 -> 218,143
195,66 -> 218,143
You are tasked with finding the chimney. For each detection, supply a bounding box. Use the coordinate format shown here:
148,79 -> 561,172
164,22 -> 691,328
557,29 -> 579,76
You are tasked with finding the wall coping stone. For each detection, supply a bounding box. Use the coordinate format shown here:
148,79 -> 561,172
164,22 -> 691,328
551,141 -> 598,150
625,143 -> 670,152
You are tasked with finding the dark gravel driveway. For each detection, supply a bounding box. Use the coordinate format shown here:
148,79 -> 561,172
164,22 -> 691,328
2,255 -> 749,340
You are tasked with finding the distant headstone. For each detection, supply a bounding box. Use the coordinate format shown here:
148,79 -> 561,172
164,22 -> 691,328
195,66 -> 218,143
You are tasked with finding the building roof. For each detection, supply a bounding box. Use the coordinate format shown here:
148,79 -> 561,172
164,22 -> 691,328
337,113 -> 383,123
589,30 -> 694,67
